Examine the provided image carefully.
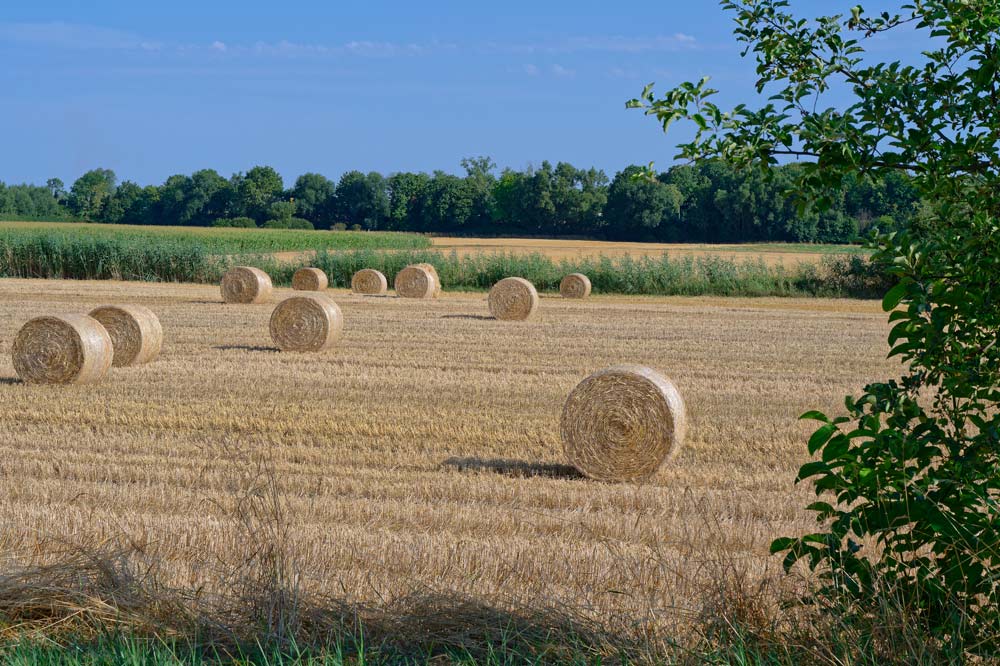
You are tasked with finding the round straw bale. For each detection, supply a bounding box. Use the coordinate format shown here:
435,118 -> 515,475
394,264 -> 437,299
88,305 -> 163,367
12,314 -> 113,385
351,269 -> 388,295
220,266 -> 273,304
560,365 -> 686,482
488,277 -> 539,321
414,262 -> 442,296
560,273 -> 592,299
269,293 -> 343,352
292,267 -> 328,291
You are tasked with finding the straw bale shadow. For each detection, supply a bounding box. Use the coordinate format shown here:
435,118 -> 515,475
440,314 -> 493,321
0,377 -> 23,385
441,456 -> 584,480
214,345 -> 280,353
188,300 -> 223,305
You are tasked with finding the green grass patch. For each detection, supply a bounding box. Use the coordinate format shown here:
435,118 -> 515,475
0,231 -> 890,299
261,250 -> 890,299
0,221 -> 430,254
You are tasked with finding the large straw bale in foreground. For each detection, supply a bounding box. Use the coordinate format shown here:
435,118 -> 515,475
88,305 -> 163,367
269,294 -> 344,352
12,315 -> 113,385
561,365 -> 686,482
351,269 -> 388,295
488,277 -> 539,321
292,267 -> 328,291
560,273 -> 592,299
394,265 -> 438,299
221,267 -> 273,304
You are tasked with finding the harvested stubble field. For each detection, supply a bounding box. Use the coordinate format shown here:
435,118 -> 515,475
0,278 -> 897,651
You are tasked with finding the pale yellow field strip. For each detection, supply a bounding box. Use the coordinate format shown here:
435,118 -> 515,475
429,236 -> 860,266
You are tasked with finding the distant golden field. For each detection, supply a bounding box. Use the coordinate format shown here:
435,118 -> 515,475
0,279 -> 895,644
430,236 -> 866,266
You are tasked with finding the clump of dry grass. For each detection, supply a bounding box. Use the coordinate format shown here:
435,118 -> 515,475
560,273 -> 592,299
488,277 -> 539,321
11,314 -> 113,384
394,264 -> 438,299
351,269 -> 388,295
221,267 -> 273,304
269,294 -> 343,352
88,305 -> 163,367
291,267 -> 328,292
560,365 -> 686,482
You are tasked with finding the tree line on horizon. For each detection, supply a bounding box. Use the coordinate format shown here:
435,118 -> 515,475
0,157 -> 920,243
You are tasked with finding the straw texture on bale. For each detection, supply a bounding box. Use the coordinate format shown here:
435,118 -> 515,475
220,266 -> 273,304
488,277 -> 539,321
560,365 -> 686,482
351,269 -> 388,295
88,304 -> 163,367
12,314 -> 113,385
269,294 -> 344,352
415,263 -> 442,296
394,265 -> 438,299
292,267 -> 328,291
560,273 -> 592,299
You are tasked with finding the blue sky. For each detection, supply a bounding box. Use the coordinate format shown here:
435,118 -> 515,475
1,1 -> 920,187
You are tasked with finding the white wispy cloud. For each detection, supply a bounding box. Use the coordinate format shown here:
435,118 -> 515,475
0,21 -> 161,50
523,63 -> 540,76
608,66 -> 640,80
489,33 -> 699,55
550,64 -> 575,78
0,22 -> 444,58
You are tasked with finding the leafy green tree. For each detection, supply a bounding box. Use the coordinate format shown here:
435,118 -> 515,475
68,168 -> 116,219
212,216 -> 257,228
385,172 -> 430,230
233,166 -> 284,224
604,166 -> 682,240
490,168 -> 530,234
461,156 -> 497,230
100,180 -> 143,224
290,173 -> 335,228
412,172 -> 478,232
331,171 -> 388,230
267,200 -> 296,222
631,0 -> 1000,651
125,186 -> 161,225
46,178 -> 65,202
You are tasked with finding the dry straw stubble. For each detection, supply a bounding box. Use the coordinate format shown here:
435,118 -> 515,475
221,267 -> 274,304
12,314 -> 113,385
351,269 -> 388,295
561,365 -> 686,482
560,273 -> 592,299
488,277 -> 539,321
269,293 -> 344,352
394,264 -> 438,299
88,305 -> 163,367
292,267 -> 328,292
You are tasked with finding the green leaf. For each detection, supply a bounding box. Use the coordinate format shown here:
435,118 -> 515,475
770,536 -> 796,553
808,423 -> 838,455
882,280 -> 910,311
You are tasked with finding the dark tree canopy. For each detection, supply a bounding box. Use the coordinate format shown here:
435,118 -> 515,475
6,158 -> 918,242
